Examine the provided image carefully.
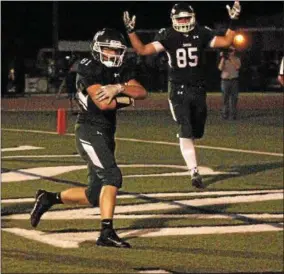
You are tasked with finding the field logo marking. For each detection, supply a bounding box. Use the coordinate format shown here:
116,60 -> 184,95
1,164 -> 238,183
3,222 -> 283,249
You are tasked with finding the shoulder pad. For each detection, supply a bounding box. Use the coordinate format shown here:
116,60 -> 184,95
154,27 -> 170,41
77,58 -> 100,76
204,26 -> 213,31
158,28 -> 166,34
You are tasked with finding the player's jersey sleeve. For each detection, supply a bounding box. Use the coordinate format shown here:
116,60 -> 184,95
76,58 -> 103,90
152,28 -> 172,52
200,26 -> 215,48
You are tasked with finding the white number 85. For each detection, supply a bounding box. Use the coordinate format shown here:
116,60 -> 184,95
176,47 -> 198,68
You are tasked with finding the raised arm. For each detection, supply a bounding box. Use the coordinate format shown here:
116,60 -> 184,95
211,0 -> 241,48
123,11 -> 157,56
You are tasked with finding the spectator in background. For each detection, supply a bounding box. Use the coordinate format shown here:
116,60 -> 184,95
218,47 -> 241,120
57,55 -> 79,113
7,62 -> 16,93
278,57 -> 284,86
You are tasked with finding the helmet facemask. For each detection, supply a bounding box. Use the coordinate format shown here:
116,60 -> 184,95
172,12 -> 196,33
92,41 -> 127,67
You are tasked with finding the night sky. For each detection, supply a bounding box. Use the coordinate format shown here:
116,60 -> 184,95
1,1 -> 283,58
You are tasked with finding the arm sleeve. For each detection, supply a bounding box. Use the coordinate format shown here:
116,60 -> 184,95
152,28 -> 171,51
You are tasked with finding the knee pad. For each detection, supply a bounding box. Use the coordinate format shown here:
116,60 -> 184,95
97,166 -> 122,189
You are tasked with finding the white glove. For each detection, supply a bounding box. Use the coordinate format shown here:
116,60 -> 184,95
123,11 -> 136,33
95,84 -> 124,104
226,0 -> 241,20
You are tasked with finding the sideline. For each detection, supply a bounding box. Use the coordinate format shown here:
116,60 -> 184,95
2,128 -> 283,157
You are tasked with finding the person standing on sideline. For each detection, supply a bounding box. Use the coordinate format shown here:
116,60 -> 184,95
218,47 -> 241,120
122,1 -> 241,189
30,28 -> 147,248
57,54 -> 80,113
277,56 -> 284,86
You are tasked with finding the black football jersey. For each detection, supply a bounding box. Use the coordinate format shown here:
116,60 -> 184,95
75,55 -> 136,129
154,25 -> 215,85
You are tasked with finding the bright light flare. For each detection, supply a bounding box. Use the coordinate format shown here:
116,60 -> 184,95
234,34 -> 245,45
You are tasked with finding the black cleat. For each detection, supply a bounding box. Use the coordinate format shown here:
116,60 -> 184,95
30,189 -> 53,228
96,229 -> 131,248
191,172 -> 206,189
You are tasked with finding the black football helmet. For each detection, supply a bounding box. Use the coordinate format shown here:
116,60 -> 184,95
91,28 -> 127,67
170,3 -> 196,33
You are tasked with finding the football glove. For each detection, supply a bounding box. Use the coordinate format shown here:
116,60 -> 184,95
226,0 -> 241,20
123,11 -> 136,33
95,84 -> 124,104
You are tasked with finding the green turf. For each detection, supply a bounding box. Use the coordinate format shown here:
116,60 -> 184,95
1,108 -> 283,273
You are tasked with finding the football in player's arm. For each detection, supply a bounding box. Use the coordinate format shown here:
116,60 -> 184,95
30,28 -> 147,249
77,60 -> 146,111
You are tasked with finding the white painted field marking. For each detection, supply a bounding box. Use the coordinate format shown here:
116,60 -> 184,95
139,270 -> 171,274
1,164 -> 238,183
2,154 -> 80,159
1,228 -> 79,248
1,165 -> 86,182
1,145 -> 44,152
2,128 -> 74,136
3,191 -> 283,221
2,189 -> 281,204
4,212 -> 283,220
2,128 -> 283,157
116,137 -> 284,157
3,223 -> 283,249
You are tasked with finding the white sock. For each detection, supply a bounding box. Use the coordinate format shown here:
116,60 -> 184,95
179,138 -> 198,176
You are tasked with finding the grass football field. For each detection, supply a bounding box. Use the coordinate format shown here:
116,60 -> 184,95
1,101 -> 283,273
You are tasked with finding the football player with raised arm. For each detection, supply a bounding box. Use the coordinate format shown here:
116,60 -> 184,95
30,28 -> 147,248
123,1 -> 241,189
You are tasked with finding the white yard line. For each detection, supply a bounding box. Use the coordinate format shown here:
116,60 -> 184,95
3,192 -> 283,220
2,189 -> 282,204
3,223 -> 283,249
2,128 -> 283,157
2,154 -> 80,159
1,164 -> 238,183
1,146 -> 44,152
116,137 -> 284,157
